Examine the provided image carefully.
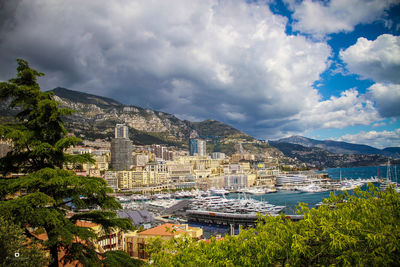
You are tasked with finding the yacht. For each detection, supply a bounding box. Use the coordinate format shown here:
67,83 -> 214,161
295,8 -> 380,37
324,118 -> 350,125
238,187 -> 266,195
190,195 -> 285,214
297,184 -> 326,193
208,188 -> 230,196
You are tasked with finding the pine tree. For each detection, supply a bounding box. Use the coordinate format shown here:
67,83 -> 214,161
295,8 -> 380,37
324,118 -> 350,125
0,59 -> 139,266
0,216 -> 48,267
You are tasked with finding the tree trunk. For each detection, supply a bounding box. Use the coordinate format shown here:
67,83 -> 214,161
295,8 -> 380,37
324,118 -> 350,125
49,244 -> 59,267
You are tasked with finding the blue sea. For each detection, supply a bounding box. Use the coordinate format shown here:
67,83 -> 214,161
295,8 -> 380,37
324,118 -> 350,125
234,165 -> 400,214
190,165 -> 400,237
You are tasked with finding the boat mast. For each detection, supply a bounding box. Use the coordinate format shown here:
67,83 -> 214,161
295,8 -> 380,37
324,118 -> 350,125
386,159 -> 391,182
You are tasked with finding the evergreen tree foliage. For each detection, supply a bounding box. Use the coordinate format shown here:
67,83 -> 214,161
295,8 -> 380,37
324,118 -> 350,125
0,216 -> 48,267
0,60 -> 138,266
147,185 -> 400,266
0,59 -> 93,174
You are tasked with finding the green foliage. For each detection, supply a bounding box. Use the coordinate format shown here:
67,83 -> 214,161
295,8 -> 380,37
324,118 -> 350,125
217,142 -> 236,156
0,59 -> 93,174
191,119 -> 246,137
0,60 -> 136,266
147,186 -> 400,266
0,216 -> 48,267
103,250 -> 144,266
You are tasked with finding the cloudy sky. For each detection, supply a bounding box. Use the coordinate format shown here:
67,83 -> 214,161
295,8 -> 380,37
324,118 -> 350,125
0,0 -> 399,148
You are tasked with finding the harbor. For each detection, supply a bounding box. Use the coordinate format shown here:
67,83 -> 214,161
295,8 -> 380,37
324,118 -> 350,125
115,165 -> 400,236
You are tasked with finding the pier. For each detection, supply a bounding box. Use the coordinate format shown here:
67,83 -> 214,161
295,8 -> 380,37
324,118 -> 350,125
187,210 -> 304,227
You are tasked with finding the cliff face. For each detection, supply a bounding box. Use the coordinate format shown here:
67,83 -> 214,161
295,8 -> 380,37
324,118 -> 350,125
51,88 -> 196,142
50,88 -> 256,147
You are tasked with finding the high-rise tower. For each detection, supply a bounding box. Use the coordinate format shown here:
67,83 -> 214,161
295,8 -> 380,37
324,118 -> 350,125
115,124 -> 129,139
189,139 -> 206,156
111,124 -> 133,171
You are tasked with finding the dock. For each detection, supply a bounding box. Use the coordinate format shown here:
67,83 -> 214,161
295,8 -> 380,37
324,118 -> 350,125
186,210 -> 304,227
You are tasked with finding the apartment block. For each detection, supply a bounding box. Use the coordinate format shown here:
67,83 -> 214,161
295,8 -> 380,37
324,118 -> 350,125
134,154 -> 149,167
124,223 -> 203,259
111,138 -> 133,171
224,174 -> 248,190
117,171 -> 160,189
211,152 -> 225,159
189,139 -> 206,156
105,171 -> 118,191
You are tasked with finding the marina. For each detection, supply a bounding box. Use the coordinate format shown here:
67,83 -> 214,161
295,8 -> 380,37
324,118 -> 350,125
116,165 -> 400,235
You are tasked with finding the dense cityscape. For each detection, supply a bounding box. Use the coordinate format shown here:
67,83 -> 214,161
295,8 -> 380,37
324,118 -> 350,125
2,120 -> 394,264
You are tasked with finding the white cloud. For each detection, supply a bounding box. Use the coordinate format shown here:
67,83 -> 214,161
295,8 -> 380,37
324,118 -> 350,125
289,0 -> 399,37
338,128 -> 400,148
340,34 -> 400,84
295,88 -> 380,129
340,34 -> 400,119
372,122 -> 387,127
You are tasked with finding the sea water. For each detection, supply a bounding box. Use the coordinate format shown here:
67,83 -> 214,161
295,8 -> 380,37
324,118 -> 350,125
190,165 -> 400,238
231,165 -> 400,214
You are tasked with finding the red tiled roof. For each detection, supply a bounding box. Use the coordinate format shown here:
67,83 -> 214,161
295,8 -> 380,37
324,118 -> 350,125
139,223 -> 190,236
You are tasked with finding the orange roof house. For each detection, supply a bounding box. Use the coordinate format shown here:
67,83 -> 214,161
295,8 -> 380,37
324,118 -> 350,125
124,223 -> 203,259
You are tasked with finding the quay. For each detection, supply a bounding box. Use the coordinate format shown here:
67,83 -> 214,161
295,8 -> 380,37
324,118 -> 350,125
186,210 -> 304,227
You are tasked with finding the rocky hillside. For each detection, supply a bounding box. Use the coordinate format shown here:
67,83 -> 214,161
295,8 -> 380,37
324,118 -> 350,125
50,88 -> 258,153
1,87 -> 284,156
51,87 -> 194,142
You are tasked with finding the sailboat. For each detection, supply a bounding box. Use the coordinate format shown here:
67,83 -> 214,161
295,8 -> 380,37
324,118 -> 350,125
337,169 -> 359,191
380,160 -> 396,191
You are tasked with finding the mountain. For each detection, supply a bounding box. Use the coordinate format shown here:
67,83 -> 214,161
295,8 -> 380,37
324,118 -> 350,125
275,135 -> 398,158
382,147 -> 400,158
52,87 -> 122,108
1,87 -> 395,165
49,88 -> 255,145
190,119 -> 247,138
47,87 -> 270,158
269,141 -> 390,168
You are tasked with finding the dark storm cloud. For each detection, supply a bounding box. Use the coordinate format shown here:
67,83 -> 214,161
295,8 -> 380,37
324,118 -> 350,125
0,0 -> 386,140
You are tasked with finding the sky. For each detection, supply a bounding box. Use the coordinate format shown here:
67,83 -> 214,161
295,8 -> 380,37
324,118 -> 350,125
0,0 -> 399,149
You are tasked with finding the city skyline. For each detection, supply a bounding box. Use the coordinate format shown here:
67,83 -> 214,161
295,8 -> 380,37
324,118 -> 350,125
0,0 -> 399,148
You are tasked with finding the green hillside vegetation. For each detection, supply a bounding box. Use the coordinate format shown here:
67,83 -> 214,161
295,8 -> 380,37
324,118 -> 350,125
131,130 -> 180,146
206,141 -> 237,156
146,185 -> 400,266
191,119 -> 251,139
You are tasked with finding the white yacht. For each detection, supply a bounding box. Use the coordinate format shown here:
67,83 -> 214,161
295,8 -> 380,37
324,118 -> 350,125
208,188 -> 230,195
297,184 -> 326,193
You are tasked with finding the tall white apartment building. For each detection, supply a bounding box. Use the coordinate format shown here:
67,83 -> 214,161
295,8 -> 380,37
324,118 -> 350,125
115,124 -> 129,139
197,140 -> 206,156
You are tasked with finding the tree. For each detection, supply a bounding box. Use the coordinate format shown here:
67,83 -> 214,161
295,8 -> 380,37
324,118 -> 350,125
0,216 -> 47,267
147,185 -> 400,266
0,59 -> 139,266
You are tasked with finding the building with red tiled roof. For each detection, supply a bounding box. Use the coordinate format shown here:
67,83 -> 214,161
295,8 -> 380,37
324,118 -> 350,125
124,223 -> 203,259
